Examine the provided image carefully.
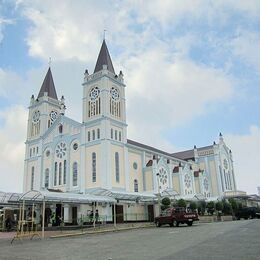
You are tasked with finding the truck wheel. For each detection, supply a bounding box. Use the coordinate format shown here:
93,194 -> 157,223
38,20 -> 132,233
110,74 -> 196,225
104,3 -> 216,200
173,220 -> 177,227
156,221 -> 161,227
187,221 -> 193,226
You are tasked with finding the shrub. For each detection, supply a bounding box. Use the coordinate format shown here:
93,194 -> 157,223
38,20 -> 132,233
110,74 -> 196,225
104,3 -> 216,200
161,197 -> 171,207
198,201 -> 206,215
207,201 -> 215,215
215,201 -> 223,212
222,200 -> 232,215
177,199 -> 187,208
189,202 -> 197,211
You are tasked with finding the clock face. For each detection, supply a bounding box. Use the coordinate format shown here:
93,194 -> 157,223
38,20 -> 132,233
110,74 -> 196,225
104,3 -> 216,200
110,87 -> 119,101
89,86 -> 100,101
32,110 -> 40,123
223,159 -> 228,170
50,111 -> 58,123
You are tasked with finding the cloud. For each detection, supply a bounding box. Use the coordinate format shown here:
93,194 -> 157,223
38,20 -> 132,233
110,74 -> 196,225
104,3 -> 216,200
0,17 -> 14,43
230,30 -> 260,73
0,105 -> 27,192
226,126 -> 260,194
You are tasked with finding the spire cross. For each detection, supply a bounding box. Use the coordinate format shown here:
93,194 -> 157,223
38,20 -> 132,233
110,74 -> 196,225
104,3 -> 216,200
48,57 -> 52,67
103,29 -> 106,40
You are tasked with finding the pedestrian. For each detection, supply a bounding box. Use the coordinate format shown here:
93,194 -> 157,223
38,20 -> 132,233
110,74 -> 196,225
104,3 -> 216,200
95,209 -> 99,223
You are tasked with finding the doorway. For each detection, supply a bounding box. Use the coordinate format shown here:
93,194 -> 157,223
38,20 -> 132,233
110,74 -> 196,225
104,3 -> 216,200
112,205 -> 124,223
72,207 -> 77,225
147,205 -> 154,222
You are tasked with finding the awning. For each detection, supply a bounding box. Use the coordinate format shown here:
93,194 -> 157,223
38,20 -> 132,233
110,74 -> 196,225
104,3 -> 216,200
4,190 -> 116,204
87,188 -> 156,202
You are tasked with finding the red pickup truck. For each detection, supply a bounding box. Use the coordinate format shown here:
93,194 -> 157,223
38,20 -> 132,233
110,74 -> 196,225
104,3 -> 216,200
154,207 -> 199,227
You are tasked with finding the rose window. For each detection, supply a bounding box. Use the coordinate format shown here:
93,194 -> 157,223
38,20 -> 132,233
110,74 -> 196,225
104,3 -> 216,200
110,87 -> 119,101
89,87 -> 100,101
33,110 -> 40,123
158,167 -> 168,185
204,178 -> 209,191
184,174 -> 191,188
50,111 -> 58,124
55,142 -> 67,159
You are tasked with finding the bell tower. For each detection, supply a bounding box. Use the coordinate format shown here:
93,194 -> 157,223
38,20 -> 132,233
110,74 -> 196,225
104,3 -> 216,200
82,40 -> 128,191
24,67 -> 65,192
82,40 -> 127,142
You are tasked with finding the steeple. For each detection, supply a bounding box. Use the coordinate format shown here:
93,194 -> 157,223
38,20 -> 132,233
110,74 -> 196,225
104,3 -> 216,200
94,40 -> 115,74
37,68 -> 58,100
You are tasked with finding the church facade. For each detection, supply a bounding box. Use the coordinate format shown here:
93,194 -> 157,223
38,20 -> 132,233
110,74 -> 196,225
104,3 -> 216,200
23,40 -> 237,222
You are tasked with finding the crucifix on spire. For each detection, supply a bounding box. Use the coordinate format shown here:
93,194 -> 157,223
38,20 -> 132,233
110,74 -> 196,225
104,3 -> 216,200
103,29 -> 106,40
48,57 -> 52,67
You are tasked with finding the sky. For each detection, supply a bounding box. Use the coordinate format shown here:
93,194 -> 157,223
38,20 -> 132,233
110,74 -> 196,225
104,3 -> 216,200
0,0 -> 259,194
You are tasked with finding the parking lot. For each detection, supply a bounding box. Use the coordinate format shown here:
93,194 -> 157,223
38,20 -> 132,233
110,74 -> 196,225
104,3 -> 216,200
0,219 -> 259,259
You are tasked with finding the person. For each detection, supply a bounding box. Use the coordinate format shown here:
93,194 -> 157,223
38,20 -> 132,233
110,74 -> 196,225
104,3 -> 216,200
95,209 -> 99,223
5,215 -> 12,231
89,210 -> 94,223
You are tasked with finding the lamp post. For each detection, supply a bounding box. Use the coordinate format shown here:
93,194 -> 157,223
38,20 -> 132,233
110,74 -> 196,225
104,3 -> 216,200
156,173 -> 161,214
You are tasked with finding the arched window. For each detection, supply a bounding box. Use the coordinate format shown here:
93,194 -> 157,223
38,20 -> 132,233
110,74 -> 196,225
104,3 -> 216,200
59,162 -> 62,185
92,153 -> 96,182
45,168 -> 49,188
88,86 -> 101,118
63,160 -> 67,184
115,152 -> 119,182
31,166 -> 34,190
111,129 -> 113,139
115,130 -> 118,140
88,131 -> 91,142
73,162 -> 78,186
54,162 -> 57,186
92,129 -> 95,140
134,179 -> 138,192
119,132 -> 122,142
97,128 -> 100,139
110,87 -> 120,118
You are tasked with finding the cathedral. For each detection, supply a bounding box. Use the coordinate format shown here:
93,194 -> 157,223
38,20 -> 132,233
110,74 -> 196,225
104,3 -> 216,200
23,40 -> 237,222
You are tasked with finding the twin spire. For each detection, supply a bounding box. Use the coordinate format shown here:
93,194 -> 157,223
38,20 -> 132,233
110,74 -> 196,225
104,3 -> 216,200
37,40 -> 115,100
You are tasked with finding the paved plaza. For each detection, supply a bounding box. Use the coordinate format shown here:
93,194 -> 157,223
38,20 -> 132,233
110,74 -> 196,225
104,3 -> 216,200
0,220 -> 259,259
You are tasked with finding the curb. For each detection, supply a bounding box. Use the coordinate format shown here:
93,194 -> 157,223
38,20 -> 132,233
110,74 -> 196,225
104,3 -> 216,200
50,224 -> 154,239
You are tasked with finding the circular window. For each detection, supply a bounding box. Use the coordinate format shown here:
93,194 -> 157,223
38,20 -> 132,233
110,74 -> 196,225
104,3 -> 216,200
89,86 -> 100,101
55,142 -> 67,159
158,167 -> 167,185
133,162 -> 138,170
73,143 -> 78,151
46,150 -> 50,157
110,87 -> 119,101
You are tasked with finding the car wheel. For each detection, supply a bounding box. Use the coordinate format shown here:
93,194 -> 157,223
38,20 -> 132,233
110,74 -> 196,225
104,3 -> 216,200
187,221 -> 193,226
173,220 -> 177,227
155,221 -> 161,227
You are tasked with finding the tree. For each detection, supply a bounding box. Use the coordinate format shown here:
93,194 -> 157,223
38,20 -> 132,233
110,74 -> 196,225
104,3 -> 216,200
161,197 -> 171,211
207,201 -> 215,215
215,201 -> 223,212
222,200 -> 232,215
177,199 -> 187,208
198,201 -> 206,215
189,202 -> 197,212
229,198 -> 238,213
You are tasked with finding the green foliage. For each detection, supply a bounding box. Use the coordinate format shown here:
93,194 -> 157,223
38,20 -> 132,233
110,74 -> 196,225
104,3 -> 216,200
160,204 -> 168,211
228,198 -> 238,213
161,197 -> 171,207
206,201 -> 215,215
222,200 -> 232,215
197,201 -> 206,215
215,201 -> 223,211
189,202 -> 197,211
177,199 -> 187,208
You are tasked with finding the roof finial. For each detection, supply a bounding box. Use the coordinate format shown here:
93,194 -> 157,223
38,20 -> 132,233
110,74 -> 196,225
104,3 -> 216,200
103,29 -> 106,40
48,57 -> 52,68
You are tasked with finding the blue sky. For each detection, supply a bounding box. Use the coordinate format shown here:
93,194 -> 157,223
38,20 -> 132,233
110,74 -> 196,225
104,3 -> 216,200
0,0 -> 259,193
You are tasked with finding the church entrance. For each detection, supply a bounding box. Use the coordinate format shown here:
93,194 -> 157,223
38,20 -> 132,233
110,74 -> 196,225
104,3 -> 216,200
72,207 -> 77,225
112,205 -> 124,223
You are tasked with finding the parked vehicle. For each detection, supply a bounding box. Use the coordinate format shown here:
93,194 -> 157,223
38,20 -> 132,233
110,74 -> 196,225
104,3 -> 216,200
235,207 -> 260,220
154,207 -> 199,227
